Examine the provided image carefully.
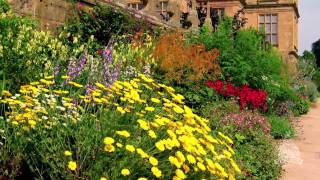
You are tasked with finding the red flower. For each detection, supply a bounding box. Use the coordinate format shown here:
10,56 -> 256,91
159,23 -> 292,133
206,80 -> 268,112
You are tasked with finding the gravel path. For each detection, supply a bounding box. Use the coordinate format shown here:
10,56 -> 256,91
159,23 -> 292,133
280,99 -> 320,180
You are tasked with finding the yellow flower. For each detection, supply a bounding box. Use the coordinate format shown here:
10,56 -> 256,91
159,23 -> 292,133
116,130 -> 130,138
155,141 -> 165,151
138,178 -> 148,180
149,156 -> 159,166
116,107 -> 126,114
176,151 -> 186,163
182,165 -> 190,173
62,75 -> 70,79
151,167 -> 162,178
121,168 -> 130,176
116,143 -> 123,148
28,120 -> 37,126
137,119 -> 150,130
173,106 -> 184,114
145,106 -> 155,112
148,130 -> 157,139
1,90 -> 12,97
125,145 -> 135,152
169,156 -> 181,168
136,148 -> 149,158
68,81 -> 83,88
104,144 -> 115,153
67,161 -> 77,171
151,98 -> 160,103
100,177 -> 107,180
64,150 -> 72,156
186,154 -> 196,164
197,162 -> 206,171
103,137 -> 115,145
175,169 -> 186,179
44,75 -> 54,80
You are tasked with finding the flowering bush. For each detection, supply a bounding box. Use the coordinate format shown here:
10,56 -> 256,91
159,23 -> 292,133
0,74 -> 240,179
221,112 -> 271,133
153,32 -> 221,84
0,7 -> 69,92
206,80 -> 268,112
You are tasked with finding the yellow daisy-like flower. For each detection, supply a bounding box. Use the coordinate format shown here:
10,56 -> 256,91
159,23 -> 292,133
197,162 -> 206,171
28,120 -> 37,126
145,106 -> 155,112
116,142 -> 123,148
121,168 -> 130,176
169,156 -> 181,168
175,169 -> 186,179
62,75 -> 70,79
138,177 -> 148,180
116,107 -> 126,114
149,156 -> 159,166
104,144 -> 115,153
155,141 -> 165,151
151,167 -> 162,178
116,130 -> 131,138
148,130 -> 157,139
103,137 -> 115,145
125,145 -> 135,152
64,150 -> 72,156
67,161 -> 77,171
173,106 -> 184,114
186,154 -> 196,164
137,119 -> 150,130
151,98 -> 160,103
100,177 -> 107,180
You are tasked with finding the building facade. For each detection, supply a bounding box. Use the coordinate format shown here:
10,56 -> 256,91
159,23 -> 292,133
7,0 -> 299,66
116,0 -> 299,66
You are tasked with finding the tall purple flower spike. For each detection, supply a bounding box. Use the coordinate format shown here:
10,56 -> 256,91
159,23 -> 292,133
65,53 -> 88,83
101,40 -> 122,87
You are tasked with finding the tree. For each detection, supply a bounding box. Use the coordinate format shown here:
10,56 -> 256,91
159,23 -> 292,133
312,39 -> 320,67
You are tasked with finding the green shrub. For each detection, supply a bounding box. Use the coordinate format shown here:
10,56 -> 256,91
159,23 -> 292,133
233,130 -> 282,179
0,6 -> 69,92
187,19 -> 287,88
63,3 -> 151,46
291,97 -> 310,116
312,69 -> 320,91
268,116 -> 294,139
301,80 -> 318,101
0,0 -> 10,13
206,102 -> 282,179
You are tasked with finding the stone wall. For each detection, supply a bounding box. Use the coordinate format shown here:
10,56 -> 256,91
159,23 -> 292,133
8,0 -> 75,29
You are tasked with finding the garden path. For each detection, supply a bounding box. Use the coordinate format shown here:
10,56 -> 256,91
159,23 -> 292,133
280,99 -> 320,180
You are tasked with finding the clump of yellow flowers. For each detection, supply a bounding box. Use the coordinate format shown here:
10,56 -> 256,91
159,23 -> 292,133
1,74 -> 240,179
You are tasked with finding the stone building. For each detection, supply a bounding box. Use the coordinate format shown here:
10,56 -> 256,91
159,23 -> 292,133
119,0 -> 299,67
7,0 -> 299,65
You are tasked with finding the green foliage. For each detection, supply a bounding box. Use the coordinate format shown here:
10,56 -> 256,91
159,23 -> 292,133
312,38 -> 320,67
0,10 -> 69,92
312,69 -> 320,91
208,112 -> 281,179
187,18 -> 289,102
0,0 -> 10,13
291,97 -> 310,116
268,116 -> 294,139
63,3 -> 149,46
233,131 -> 282,179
